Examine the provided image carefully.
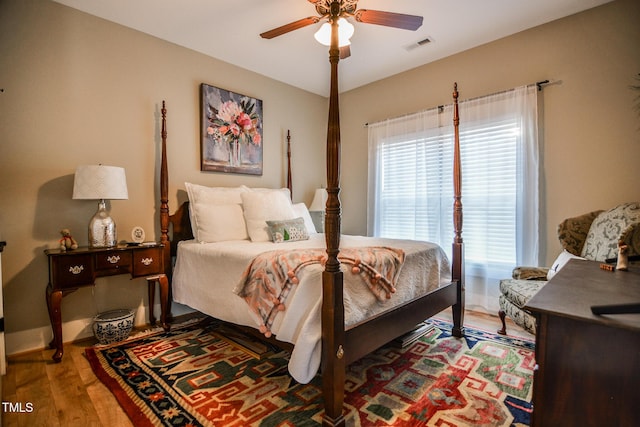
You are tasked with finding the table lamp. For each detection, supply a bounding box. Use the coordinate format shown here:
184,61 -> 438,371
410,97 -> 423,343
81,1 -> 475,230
72,165 -> 128,248
308,188 -> 328,233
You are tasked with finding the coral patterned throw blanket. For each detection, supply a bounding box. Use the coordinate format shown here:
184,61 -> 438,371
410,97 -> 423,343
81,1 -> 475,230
234,247 -> 405,337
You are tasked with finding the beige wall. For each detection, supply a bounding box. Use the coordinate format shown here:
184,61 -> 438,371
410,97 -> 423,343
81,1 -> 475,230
1,0 -> 639,354
0,0 -> 327,353
339,0 -> 640,266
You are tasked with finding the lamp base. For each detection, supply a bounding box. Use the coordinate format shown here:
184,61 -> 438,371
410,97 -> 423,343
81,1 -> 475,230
309,211 -> 325,233
89,199 -> 117,248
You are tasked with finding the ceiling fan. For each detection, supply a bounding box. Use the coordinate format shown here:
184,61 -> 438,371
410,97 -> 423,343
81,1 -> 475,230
259,0 -> 423,58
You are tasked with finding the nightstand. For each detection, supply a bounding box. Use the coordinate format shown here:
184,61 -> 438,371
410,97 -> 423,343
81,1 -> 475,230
44,243 -> 170,362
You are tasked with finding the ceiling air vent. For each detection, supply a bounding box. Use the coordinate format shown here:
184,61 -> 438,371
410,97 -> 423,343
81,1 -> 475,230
405,36 -> 433,51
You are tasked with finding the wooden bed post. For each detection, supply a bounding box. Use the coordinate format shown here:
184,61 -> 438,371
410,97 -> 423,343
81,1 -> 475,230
160,101 -> 171,277
286,129 -> 292,196
451,84 -> 466,338
321,2 -> 345,426
158,101 -> 174,326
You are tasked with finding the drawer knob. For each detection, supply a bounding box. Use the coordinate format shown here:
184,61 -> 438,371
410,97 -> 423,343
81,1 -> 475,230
141,257 -> 153,266
69,265 -> 84,275
107,255 -> 120,264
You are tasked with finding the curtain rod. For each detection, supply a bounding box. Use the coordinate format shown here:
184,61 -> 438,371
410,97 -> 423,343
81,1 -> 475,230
365,79 -> 554,127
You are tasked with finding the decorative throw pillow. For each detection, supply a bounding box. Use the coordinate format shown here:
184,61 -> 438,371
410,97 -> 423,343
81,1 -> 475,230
266,217 -> 310,243
292,203 -> 317,234
184,182 -> 249,242
581,202 -> 640,261
547,250 -> 585,280
241,190 -> 297,242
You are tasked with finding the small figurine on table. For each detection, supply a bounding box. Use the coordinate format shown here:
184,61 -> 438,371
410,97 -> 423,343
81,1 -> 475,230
616,240 -> 629,271
59,228 -> 78,251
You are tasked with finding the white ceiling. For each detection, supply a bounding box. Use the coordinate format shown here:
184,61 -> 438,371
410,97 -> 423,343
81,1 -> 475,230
53,0 -> 612,96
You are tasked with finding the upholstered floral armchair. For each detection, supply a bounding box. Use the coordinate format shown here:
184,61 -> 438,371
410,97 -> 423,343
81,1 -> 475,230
498,202 -> 640,335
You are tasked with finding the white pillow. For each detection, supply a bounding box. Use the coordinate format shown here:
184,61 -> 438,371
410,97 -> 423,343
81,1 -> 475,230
194,204 -> 248,242
244,186 -> 292,200
241,191 -> 296,242
292,203 -> 317,234
185,182 -> 249,242
547,250 -> 585,280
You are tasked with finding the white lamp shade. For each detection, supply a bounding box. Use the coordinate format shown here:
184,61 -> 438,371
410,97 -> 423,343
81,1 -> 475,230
309,188 -> 328,212
314,18 -> 354,47
73,165 -> 128,200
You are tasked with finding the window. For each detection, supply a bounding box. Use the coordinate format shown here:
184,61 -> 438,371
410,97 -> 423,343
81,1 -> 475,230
368,85 -> 539,281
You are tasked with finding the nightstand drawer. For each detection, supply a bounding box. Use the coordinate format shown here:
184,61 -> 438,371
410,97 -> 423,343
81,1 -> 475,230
96,251 -> 132,273
132,247 -> 163,277
52,254 -> 94,288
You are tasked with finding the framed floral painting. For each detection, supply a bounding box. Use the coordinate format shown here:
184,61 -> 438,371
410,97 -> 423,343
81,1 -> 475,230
200,83 -> 263,175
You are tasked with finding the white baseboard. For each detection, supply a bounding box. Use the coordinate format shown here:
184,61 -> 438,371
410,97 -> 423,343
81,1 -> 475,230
5,303 -> 193,357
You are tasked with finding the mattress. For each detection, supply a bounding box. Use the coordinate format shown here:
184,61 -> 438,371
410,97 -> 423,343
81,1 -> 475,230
172,234 -> 450,383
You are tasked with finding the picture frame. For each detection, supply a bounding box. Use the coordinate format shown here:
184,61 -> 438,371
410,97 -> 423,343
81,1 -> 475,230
131,226 -> 145,244
200,83 -> 263,175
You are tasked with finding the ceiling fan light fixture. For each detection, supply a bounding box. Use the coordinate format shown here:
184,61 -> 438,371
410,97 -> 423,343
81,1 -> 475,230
314,18 -> 354,47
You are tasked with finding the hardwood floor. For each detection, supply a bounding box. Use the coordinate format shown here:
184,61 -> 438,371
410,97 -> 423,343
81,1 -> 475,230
0,310 -> 532,426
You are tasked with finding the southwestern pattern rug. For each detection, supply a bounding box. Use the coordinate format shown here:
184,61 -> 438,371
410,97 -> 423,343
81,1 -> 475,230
85,318 -> 534,427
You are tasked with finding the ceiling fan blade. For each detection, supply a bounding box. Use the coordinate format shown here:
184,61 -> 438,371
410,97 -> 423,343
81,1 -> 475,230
339,45 -> 351,59
354,9 -> 423,31
260,16 -> 321,39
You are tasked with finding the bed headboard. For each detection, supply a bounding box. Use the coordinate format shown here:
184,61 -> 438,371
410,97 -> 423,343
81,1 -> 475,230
166,202 -> 193,258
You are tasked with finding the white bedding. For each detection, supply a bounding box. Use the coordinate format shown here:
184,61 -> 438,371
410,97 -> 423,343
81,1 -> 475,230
172,234 -> 450,383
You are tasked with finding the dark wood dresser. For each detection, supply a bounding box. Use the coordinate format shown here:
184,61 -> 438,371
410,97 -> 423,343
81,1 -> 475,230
525,259 -> 640,426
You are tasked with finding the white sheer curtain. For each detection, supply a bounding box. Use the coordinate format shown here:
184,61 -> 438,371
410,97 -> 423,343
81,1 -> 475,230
367,107 -> 456,253
368,85 -> 539,288
459,85 -> 540,274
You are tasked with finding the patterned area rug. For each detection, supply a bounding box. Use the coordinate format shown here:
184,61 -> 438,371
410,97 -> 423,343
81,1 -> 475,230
85,318 -> 534,426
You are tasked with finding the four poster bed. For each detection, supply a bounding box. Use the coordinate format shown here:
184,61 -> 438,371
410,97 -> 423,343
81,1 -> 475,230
157,16 -> 464,427
156,81 -> 464,425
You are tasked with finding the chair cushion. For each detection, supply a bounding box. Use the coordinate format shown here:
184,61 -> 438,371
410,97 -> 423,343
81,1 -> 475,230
581,202 -> 640,261
499,279 -> 546,309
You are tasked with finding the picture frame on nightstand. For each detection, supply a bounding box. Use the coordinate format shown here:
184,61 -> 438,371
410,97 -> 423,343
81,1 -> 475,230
131,226 -> 145,243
